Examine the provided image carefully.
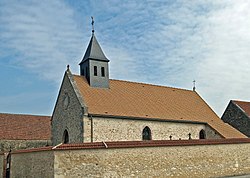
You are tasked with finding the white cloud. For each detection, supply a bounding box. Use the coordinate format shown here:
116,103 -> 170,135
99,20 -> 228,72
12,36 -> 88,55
0,0 -> 83,83
134,0 -> 250,115
193,1 -> 250,115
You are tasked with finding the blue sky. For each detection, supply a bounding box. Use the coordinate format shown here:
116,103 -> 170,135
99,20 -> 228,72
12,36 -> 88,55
1,0 -> 250,116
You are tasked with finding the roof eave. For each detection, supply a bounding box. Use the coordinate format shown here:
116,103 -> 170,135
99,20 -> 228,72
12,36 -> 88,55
79,58 -> 110,65
88,113 -> 207,125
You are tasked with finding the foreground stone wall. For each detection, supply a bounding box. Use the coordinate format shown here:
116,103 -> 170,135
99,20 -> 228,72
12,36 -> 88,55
0,140 -> 50,152
11,150 -> 54,178
83,116 -> 221,142
0,153 -> 3,178
54,142 -> 250,178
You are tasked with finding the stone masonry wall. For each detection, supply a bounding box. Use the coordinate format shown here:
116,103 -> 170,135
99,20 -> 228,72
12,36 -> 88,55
54,142 -> 250,178
52,72 -> 84,145
0,140 -> 50,152
222,101 -> 250,137
11,150 -> 54,178
0,154 -> 3,178
83,116 -> 222,142
205,125 -> 222,139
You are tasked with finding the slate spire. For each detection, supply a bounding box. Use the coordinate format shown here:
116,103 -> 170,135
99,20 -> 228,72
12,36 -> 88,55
79,17 -> 110,88
79,16 -> 109,65
79,35 -> 109,64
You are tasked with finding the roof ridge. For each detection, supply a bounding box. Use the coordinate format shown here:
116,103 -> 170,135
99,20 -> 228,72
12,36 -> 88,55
73,74 -> 193,92
233,100 -> 250,103
0,112 -> 50,118
111,79 -> 193,92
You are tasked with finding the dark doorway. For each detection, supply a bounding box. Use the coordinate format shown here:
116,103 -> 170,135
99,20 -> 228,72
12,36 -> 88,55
199,129 -> 206,139
63,130 -> 69,144
6,153 -> 11,178
142,126 -> 152,140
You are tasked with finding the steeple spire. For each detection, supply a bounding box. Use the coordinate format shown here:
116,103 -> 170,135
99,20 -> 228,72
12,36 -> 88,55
79,34 -> 109,64
79,17 -> 110,88
79,16 -> 108,64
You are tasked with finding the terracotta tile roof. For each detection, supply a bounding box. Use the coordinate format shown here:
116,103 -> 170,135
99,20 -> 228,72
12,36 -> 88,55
55,138 -> 250,150
233,100 -> 250,117
11,146 -> 53,154
73,75 -> 246,138
10,139 -> 250,153
0,113 -> 51,140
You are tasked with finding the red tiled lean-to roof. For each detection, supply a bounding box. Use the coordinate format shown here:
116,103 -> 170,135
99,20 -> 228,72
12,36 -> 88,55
233,100 -> 250,117
10,139 -> 250,154
0,113 -> 51,140
73,75 -> 246,139
55,138 -> 250,150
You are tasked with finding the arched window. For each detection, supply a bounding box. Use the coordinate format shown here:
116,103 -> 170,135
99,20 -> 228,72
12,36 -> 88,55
142,126 -> 152,140
63,130 -> 69,144
199,129 -> 206,139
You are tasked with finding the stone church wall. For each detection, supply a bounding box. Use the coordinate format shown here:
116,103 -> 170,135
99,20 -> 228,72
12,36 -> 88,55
0,140 -> 50,152
83,116 -> 222,142
52,72 -> 84,145
10,150 -> 54,178
54,142 -> 250,178
205,125 -> 222,139
222,101 -> 250,137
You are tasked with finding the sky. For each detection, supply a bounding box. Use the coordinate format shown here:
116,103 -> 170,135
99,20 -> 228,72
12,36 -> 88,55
0,0 -> 250,116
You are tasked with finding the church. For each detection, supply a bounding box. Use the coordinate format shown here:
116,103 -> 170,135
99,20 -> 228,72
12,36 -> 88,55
1,20 -> 250,178
51,23 -> 245,146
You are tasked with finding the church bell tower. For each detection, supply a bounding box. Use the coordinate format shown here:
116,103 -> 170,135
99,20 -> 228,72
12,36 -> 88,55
79,17 -> 110,88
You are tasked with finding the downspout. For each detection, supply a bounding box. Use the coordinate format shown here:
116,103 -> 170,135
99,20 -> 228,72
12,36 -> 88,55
90,115 -> 93,142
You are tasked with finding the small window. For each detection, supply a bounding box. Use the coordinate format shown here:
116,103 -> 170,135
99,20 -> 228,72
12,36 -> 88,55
142,126 -> 152,140
101,67 -> 105,77
94,66 -> 97,76
63,130 -> 69,144
199,129 -> 206,139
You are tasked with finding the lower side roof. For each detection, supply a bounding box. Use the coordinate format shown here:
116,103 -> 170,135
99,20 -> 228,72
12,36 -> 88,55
0,113 -> 51,140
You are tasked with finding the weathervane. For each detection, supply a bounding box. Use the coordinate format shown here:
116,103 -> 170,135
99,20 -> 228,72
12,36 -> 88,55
91,16 -> 95,35
193,80 -> 196,91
